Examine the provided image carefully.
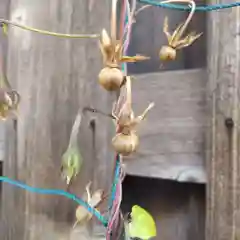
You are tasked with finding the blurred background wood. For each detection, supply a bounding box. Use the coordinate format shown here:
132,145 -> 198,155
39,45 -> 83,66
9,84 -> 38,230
206,2 -> 240,240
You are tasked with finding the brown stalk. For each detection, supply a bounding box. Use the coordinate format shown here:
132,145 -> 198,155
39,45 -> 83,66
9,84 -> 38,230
117,76 -> 133,126
111,0 -> 118,42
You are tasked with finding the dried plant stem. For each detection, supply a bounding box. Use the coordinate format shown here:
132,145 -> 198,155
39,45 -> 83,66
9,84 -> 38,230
125,76 -> 132,108
160,0 -> 196,40
0,19 -> 99,39
123,0 -> 137,49
83,106 -> 116,119
119,0 -> 127,41
111,0 -> 118,42
117,76 -> 132,121
135,4 -> 152,17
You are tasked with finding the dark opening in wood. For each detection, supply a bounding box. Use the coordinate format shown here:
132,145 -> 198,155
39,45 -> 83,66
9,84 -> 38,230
122,175 -> 206,240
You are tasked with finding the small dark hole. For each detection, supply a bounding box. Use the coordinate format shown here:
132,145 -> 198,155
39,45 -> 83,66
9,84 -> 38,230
225,118 -> 234,129
89,118 -> 96,129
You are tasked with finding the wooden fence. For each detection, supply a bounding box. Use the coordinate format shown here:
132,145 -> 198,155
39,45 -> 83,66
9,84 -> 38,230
0,0 -> 239,240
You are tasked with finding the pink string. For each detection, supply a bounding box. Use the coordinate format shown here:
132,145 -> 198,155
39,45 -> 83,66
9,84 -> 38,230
106,1 -> 134,238
123,0 -> 136,55
106,180 -> 122,239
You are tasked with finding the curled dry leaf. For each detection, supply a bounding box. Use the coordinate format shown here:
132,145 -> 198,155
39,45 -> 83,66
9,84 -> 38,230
61,110 -> 83,186
159,0 -> 202,61
111,76 -> 154,156
0,89 -> 20,120
73,182 -> 104,228
98,29 -> 149,92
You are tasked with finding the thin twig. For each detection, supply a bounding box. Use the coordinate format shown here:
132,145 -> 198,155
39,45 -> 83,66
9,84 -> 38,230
123,0 -> 137,49
0,19 -> 99,39
135,4 -> 152,16
125,76 -> 132,111
119,0 -> 127,42
111,0 -> 118,41
83,106 -> 116,119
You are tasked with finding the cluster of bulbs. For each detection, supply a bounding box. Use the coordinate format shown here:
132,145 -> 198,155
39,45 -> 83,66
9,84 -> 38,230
98,28 -> 154,156
97,0 -> 201,156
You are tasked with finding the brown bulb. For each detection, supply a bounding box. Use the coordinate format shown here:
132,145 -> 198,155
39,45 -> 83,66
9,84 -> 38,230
112,132 -> 139,156
159,45 -> 176,61
98,67 -> 124,91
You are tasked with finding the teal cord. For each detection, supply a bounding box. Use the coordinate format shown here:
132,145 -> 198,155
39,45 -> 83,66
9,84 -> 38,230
108,155 -> 121,210
0,176 -> 108,226
138,0 -> 240,11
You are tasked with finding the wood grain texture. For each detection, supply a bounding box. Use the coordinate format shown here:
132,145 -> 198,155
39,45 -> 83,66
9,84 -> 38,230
0,0 -> 10,162
122,176 -> 206,240
1,1 -> 113,239
125,69 -> 207,183
205,3 -> 240,240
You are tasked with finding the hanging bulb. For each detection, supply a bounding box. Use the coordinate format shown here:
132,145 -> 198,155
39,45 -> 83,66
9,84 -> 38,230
98,66 -> 124,91
112,132 -> 139,156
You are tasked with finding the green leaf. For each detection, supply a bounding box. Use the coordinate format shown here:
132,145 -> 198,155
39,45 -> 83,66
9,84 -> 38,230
128,205 -> 157,240
2,23 -> 8,35
61,146 -> 82,185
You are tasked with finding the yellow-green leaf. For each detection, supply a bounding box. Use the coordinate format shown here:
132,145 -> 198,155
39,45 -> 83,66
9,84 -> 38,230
128,205 -> 157,240
121,55 -> 150,63
2,23 -> 8,35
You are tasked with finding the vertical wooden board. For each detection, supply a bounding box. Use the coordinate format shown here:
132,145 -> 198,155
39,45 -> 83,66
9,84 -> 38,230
85,0 -> 115,235
0,0 -> 10,162
206,3 -> 240,240
1,0 -> 112,239
85,0 -> 114,195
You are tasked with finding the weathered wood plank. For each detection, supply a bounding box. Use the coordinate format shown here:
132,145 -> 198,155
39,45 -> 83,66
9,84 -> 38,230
205,3 -> 240,240
125,69 -> 207,183
1,1 -> 112,239
85,0 -> 115,235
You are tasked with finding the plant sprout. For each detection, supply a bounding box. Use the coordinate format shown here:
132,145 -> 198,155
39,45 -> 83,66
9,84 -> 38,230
98,0 -> 149,92
111,76 -> 154,156
132,0 -> 202,61
159,0 -> 202,61
73,181 -> 104,228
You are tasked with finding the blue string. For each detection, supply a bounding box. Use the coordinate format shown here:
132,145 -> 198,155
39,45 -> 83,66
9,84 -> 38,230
138,0 -> 240,11
0,176 -> 108,226
108,155 -> 121,210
